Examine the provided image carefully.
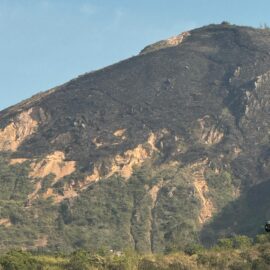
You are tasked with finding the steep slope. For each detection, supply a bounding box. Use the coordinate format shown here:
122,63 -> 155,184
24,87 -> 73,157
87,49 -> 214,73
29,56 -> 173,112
0,23 -> 269,252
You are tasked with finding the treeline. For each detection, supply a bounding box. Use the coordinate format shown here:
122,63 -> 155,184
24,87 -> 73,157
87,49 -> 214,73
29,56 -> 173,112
1,233 -> 270,270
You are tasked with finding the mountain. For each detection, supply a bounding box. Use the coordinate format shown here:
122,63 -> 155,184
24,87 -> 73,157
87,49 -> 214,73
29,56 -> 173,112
0,23 -> 269,253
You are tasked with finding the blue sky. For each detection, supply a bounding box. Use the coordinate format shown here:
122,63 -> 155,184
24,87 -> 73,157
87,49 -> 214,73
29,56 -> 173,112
1,0 -> 270,110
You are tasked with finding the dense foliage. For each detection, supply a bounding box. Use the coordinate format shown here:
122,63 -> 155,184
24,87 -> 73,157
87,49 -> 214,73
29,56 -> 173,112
0,152 -> 268,254
0,154 -> 203,252
0,234 -> 270,269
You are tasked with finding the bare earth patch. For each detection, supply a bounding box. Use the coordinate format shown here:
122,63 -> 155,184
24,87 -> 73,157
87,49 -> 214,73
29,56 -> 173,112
189,159 -> 215,224
197,116 -> 224,145
0,218 -> 12,228
34,235 -> 48,248
0,108 -> 38,151
30,151 -> 76,182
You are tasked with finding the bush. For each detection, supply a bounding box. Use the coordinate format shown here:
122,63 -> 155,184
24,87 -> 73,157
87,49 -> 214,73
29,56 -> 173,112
184,243 -> 204,255
197,252 -> 228,269
221,21 -> 231,25
0,250 -> 42,270
229,260 -> 252,270
67,250 -> 109,270
138,258 -> 160,270
233,235 -> 252,249
217,238 -> 234,249
252,259 -> 269,270
260,247 -> 270,265
255,234 -> 270,244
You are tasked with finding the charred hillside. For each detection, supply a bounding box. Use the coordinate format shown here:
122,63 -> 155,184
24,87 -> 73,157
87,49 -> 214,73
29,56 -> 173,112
0,23 -> 269,252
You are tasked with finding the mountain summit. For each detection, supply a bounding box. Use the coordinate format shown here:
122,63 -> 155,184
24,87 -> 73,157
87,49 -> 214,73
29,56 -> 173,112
0,23 -> 269,252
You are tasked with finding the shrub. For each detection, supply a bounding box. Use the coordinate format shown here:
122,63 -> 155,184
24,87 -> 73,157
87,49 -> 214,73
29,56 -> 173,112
221,21 -> 231,25
184,243 -> 204,255
255,234 -> 270,244
252,259 -> 269,270
217,238 -> 234,249
67,250 -> 109,270
233,235 -> 252,249
229,260 -> 252,270
0,250 -> 42,270
260,247 -> 270,265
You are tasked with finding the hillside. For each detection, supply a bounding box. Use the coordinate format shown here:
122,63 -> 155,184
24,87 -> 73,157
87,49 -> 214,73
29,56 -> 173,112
0,23 -> 269,253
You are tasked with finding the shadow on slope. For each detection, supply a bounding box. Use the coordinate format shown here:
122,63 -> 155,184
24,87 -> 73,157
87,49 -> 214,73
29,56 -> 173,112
201,178 -> 270,246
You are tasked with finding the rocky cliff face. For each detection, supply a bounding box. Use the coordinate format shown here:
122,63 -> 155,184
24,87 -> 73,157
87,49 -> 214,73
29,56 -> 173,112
0,23 -> 269,252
